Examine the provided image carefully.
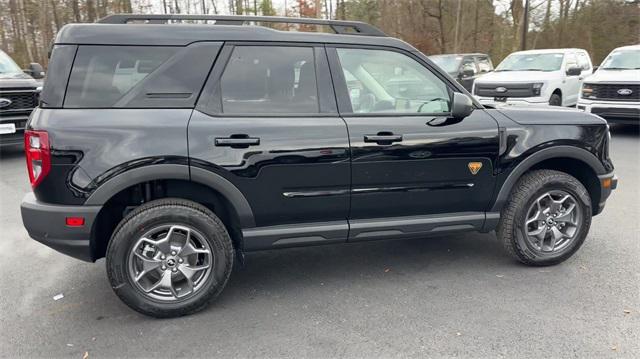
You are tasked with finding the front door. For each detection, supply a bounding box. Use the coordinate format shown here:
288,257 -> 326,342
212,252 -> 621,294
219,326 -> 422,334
327,46 -> 500,240
190,44 -> 351,249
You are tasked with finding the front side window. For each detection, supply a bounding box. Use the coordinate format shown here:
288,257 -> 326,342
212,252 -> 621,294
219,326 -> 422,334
337,48 -> 450,114
65,46 -> 178,108
577,52 -> 591,70
496,53 -> 564,72
565,53 -> 578,69
461,58 -> 478,76
476,57 -> 492,73
220,46 -> 319,114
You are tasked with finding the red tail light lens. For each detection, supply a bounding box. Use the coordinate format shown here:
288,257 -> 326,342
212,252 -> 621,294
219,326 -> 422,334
24,130 -> 51,188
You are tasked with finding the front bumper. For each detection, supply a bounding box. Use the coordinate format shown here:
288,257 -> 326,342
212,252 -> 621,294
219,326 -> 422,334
475,96 -> 549,108
595,172 -> 618,215
20,192 -> 101,262
577,99 -> 640,125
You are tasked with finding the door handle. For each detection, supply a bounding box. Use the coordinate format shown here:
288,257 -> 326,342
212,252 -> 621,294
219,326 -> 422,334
215,135 -> 260,148
364,132 -> 403,145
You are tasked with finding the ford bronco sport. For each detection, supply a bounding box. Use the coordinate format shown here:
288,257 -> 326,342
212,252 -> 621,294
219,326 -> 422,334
20,15 -> 617,317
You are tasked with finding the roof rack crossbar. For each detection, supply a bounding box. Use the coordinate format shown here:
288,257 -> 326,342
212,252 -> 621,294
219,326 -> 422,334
97,14 -> 387,37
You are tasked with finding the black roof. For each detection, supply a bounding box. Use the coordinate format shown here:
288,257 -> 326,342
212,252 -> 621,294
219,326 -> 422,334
54,15 -> 417,52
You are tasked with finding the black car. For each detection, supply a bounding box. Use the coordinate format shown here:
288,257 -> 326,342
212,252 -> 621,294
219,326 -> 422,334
0,50 -> 45,147
21,15 -> 616,317
430,53 -> 493,92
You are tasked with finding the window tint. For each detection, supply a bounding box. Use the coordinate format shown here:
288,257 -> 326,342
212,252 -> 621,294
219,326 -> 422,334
65,46 -> 178,108
577,52 -> 591,70
336,48 -> 450,114
220,46 -> 319,114
476,57 -> 492,73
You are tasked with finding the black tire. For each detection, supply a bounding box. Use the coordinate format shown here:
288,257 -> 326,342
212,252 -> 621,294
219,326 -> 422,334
496,170 -> 592,266
106,198 -> 234,318
549,93 -> 562,106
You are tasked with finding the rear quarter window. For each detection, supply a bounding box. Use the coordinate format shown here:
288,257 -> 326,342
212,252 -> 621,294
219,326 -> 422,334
64,46 -> 178,108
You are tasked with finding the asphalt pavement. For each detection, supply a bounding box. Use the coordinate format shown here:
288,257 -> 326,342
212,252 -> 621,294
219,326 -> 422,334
1,125 -> 638,358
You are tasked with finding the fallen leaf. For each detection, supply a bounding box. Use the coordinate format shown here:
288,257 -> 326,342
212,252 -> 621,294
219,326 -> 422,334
384,268 -> 390,273
623,309 -> 631,314
456,332 -> 461,336
611,346 -> 617,351
83,351 -> 89,359
53,293 -> 64,301
66,344 -> 74,347
496,274 -> 504,278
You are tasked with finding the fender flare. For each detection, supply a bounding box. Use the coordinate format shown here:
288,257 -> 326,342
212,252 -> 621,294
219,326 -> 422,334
490,146 -> 605,213
85,164 -> 255,228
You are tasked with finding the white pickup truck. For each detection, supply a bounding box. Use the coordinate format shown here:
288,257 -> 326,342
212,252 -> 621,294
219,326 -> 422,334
473,48 -> 592,107
578,44 -> 640,125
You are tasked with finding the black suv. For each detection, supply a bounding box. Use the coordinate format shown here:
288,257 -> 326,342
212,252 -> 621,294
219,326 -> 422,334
0,50 -> 45,147
429,53 -> 493,92
20,15 -> 616,317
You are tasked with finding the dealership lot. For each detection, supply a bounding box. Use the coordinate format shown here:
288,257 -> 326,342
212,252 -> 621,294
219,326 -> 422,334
1,125 -> 638,358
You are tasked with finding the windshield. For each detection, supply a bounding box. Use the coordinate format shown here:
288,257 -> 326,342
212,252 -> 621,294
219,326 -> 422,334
496,53 -> 564,72
0,50 -> 23,74
430,55 -> 462,73
600,49 -> 640,70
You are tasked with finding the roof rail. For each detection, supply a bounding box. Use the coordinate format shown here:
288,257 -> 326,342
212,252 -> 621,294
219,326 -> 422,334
97,14 -> 387,37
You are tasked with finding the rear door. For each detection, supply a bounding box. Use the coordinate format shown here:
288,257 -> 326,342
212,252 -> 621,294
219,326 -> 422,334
190,43 -> 350,248
327,46 -> 500,241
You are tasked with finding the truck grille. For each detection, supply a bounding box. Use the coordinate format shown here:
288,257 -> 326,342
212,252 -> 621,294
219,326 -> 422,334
474,83 -> 535,98
0,89 -> 39,112
587,83 -> 640,102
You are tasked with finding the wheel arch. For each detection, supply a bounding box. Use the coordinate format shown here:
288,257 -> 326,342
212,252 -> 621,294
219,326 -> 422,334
491,146 -> 605,215
86,164 -> 255,260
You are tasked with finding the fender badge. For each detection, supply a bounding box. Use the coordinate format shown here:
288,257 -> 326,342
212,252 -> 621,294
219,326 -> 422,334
468,162 -> 483,175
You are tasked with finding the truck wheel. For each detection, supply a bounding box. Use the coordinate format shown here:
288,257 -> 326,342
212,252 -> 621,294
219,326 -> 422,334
549,93 -> 562,106
106,198 -> 234,317
496,170 -> 592,266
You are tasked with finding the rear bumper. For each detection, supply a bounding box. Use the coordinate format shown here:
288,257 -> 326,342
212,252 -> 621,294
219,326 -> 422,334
595,172 -> 617,215
20,192 -> 101,262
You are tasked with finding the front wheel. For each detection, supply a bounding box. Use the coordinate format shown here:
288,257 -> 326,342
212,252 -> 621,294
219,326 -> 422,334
106,198 -> 234,317
549,93 -> 562,106
497,170 -> 592,266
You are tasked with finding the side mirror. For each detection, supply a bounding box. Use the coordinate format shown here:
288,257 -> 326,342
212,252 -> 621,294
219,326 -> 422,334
566,67 -> 582,76
451,92 -> 474,120
24,63 -> 45,79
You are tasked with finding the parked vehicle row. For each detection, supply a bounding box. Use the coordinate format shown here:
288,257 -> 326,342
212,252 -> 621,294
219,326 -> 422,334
0,50 -> 45,147
430,46 -> 639,125
577,44 -> 640,125
21,15 -> 616,317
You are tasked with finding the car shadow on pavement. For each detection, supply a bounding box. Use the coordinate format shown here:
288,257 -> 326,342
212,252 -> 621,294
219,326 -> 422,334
0,144 -> 23,160
609,124 -> 639,138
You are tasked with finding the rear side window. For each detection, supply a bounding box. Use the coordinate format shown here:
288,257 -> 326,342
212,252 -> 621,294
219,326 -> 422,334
65,46 -> 178,108
220,46 -> 319,114
476,57 -> 492,73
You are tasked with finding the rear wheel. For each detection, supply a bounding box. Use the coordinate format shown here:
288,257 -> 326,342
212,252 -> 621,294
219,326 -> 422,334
549,93 -> 562,106
106,198 -> 234,317
497,170 -> 592,266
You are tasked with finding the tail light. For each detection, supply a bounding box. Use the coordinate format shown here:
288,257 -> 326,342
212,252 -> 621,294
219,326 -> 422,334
24,130 -> 50,188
